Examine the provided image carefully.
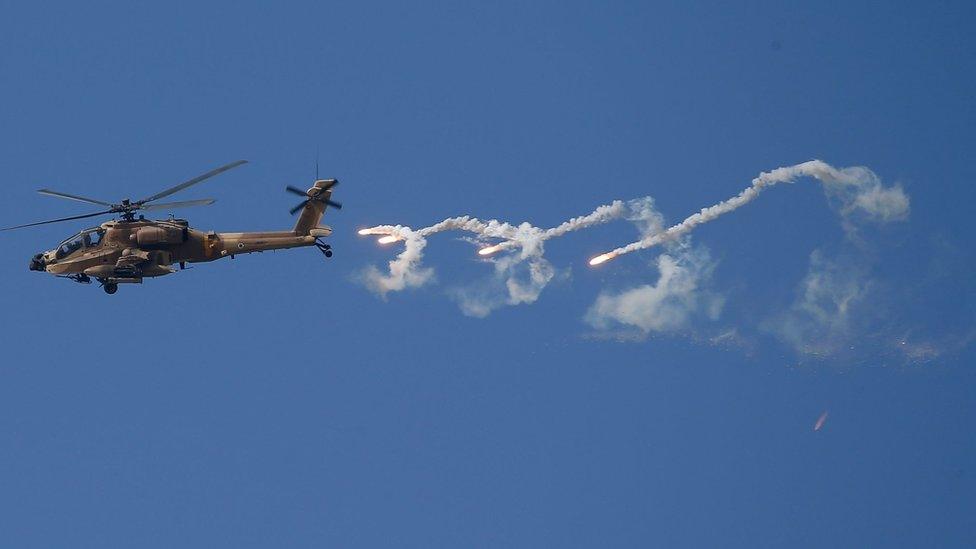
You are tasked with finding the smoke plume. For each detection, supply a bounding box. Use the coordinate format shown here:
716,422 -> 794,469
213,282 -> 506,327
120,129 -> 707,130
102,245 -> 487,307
357,200 -> 645,308
590,160 -> 909,264
358,160 -> 909,325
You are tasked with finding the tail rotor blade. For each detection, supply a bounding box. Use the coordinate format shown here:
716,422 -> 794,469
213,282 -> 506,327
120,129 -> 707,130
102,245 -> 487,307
287,179 -> 341,214
289,200 -> 309,215
285,185 -> 308,197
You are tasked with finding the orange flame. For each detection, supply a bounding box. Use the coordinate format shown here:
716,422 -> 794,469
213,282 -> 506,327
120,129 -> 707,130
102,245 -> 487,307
589,252 -> 616,266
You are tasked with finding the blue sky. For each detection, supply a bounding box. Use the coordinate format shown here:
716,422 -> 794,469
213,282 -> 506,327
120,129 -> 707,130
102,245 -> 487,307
1,2 -> 974,547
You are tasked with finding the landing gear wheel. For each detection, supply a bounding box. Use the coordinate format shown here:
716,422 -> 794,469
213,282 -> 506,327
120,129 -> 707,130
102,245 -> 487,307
324,250 -> 333,258
103,283 -> 118,295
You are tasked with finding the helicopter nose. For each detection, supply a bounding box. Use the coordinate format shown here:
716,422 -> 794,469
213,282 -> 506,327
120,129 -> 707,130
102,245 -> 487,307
29,253 -> 46,272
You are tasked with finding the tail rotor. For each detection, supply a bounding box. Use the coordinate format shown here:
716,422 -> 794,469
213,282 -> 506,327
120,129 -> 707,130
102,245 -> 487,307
286,179 -> 341,215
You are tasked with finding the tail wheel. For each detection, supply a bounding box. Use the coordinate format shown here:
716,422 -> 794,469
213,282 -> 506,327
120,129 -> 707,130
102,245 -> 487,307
103,283 -> 118,295
314,239 -> 333,259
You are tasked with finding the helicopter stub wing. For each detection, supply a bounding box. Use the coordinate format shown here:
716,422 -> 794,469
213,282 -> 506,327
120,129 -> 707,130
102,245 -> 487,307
82,248 -> 176,280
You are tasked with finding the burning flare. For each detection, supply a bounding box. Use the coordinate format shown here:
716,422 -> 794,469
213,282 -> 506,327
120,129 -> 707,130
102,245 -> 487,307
377,235 -> 399,245
813,411 -> 829,432
589,252 -> 616,266
478,244 -> 503,256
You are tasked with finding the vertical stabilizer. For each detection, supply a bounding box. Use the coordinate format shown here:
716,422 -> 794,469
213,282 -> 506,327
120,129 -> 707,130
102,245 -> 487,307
293,179 -> 338,235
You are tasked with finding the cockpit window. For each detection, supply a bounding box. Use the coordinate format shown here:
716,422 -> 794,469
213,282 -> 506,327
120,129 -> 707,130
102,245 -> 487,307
56,235 -> 84,259
54,228 -> 104,259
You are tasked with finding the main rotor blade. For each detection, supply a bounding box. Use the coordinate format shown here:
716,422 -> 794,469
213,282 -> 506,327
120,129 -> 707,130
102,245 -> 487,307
139,160 -> 248,204
141,198 -> 216,211
1,209 -> 115,231
326,199 -> 343,210
37,189 -> 114,207
285,185 -> 307,197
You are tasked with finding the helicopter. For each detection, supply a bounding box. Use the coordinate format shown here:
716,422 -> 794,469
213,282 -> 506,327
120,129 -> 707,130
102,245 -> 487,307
2,160 -> 341,294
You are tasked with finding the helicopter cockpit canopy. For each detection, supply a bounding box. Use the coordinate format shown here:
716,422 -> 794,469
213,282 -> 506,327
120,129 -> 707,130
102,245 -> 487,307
55,227 -> 105,259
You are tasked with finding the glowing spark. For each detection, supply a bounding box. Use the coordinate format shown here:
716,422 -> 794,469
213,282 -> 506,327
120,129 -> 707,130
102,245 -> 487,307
813,411 -> 829,432
589,253 -> 616,266
377,235 -> 399,244
478,244 -> 503,256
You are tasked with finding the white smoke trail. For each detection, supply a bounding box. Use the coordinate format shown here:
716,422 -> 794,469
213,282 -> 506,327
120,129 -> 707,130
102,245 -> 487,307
585,241 -> 724,335
357,225 -> 433,298
590,160 -> 909,265
356,200 -> 638,304
358,159 -> 908,319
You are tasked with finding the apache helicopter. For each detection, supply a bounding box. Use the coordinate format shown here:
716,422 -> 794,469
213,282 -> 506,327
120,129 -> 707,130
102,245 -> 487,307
2,160 -> 341,294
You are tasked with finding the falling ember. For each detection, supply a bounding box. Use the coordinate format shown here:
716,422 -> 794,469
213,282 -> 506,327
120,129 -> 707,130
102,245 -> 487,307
813,411 -> 829,431
377,235 -> 399,244
588,252 -> 616,266
478,244 -> 503,256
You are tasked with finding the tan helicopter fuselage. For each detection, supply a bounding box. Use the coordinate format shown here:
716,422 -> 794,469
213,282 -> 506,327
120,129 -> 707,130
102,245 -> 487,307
34,179 -> 333,285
